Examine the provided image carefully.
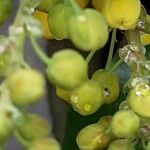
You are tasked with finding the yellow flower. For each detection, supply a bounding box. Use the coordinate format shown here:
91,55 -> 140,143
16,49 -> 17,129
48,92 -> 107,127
140,33 -> 150,46
102,0 -> 141,30
33,10 -> 54,40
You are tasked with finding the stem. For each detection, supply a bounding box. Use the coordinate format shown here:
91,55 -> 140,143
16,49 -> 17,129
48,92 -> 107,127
86,50 -> 96,64
20,59 -> 31,69
14,130 -> 31,148
105,28 -> 117,70
64,0 -> 70,5
69,0 -> 83,15
29,34 -> 51,66
109,59 -> 123,73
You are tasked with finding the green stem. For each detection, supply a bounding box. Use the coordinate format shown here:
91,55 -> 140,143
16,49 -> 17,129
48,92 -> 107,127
105,28 -> 117,70
64,0 -> 71,5
69,0 -> 83,15
109,59 -> 123,73
20,59 -> 31,69
29,35 -> 51,66
85,50 -> 96,64
14,130 -> 31,148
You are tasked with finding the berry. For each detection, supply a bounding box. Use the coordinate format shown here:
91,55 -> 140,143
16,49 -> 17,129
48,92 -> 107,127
111,110 -> 140,138
6,69 -> 45,106
46,49 -> 88,90
68,9 -> 108,51
70,80 -> 105,115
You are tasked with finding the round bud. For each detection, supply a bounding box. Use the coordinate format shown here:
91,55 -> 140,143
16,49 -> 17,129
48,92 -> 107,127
28,137 -> 61,150
46,49 -> 88,90
48,4 -> 73,40
70,80 -> 105,115
68,9 -> 108,51
6,69 -> 45,106
75,0 -> 89,8
33,10 -> 53,40
102,0 -> 141,30
107,139 -> 135,150
36,0 -> 59,12
56,87 -> 71,103
0,0 -> 13,25
127,83 -> 150,117
111,110 -> 140,138
77,123 -> 110,150
92,69 -> 120,104
0,110 -> 13,144
97,115 -> 112,128
16,114 -> 50,141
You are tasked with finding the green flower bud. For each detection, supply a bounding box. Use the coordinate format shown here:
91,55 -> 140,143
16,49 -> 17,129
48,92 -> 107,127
127,83 -> 150,117
28,137 -> 61,150
56,87 -> 71,103
77,123 -> 110,150
46,49 -> 88,90
70,80 -> 105,115
102,0 -> 141,30
68,9 -> 108,51
36,0 -> 59,12
111,110 -> 140,138
92,69 -> 120,104
0,0 -> 13,25
147,141 -> 150,150
97,115 -> 112,128
48,4 -> 73,40
107,139 -> 135,150
0,111 -> 13,144
6,69 -> 45,106
16,114 -> 51,141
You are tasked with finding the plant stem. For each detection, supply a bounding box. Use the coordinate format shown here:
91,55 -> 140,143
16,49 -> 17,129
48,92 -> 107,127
64,0 -> 70,5
109,59 -> 123,73
29,35 -> 51,66
105,28 -> 117,70
86,50 -> 96,64
69,0 -> 83,15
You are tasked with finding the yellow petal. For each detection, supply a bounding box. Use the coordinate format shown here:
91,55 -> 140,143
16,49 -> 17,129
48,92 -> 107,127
140,33 -> 150,46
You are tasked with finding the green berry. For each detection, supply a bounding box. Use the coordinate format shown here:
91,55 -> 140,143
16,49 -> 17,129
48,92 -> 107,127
36,0 -> 59,12
92,69 -> 120,104
46,49 -> 88,90
76,123 -> 110,150
127,83 -> 150,117
111,110 -> 140,138
0,110 -> 13,144
16,114 -> 51,141
107,139 -> 135,150
48,4 -> 74,40
6,69 -> 45,106
68,9 -> 108,51
28,137 -> 61,150
70,80 -> 105,115
0,0 -> 13,25
56,87 -> 71,103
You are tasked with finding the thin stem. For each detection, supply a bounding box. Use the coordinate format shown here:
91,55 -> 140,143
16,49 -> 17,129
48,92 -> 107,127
14,130 -> 31,148
21,59 -> 31,69
29,34 -> 51,66
86,50 -> 96,64
70,0 -> 83,15
105,28 -> 117,70
109,59 -> 123,73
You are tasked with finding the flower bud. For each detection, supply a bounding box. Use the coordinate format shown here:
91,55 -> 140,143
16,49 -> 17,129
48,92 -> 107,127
77,123 -> 110,150
28,137 -> 61,150
107,139 -> 135,150
127,83 -> 150,117
76,0 -> 89,8
111,110 -> 140,138
70,80 -> 105,115
46,49 -> 88,90
16,114 -> 51,141
92,69 -> 120,104
92,0 -> 104,12
102,0 -> 141,30
97,115 -> 112,128
48,4 -> 73,40
6,69 -> 45,106
68,9 -> 108,51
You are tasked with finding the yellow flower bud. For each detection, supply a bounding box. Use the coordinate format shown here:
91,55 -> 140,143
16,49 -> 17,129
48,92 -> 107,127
102,0 -> 141,30
140,33 -> 150,46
